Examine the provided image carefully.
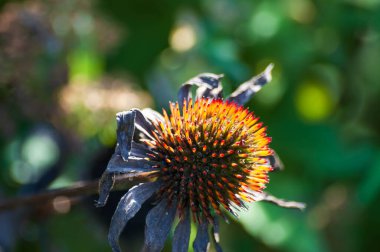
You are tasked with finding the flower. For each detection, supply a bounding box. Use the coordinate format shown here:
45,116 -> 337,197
96,64 -> 305,252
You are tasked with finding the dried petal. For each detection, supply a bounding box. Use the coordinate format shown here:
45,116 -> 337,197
95,171 -> 115,207
211,218 -> 223,252
143,199 -> 177,252
108,181 -> 161,252
268,151 -> 284,172
142,108 -> 165,123
178,73 -> 223,105
172,209 -> 191,252
96,153 -> 159,207
227,64 -> 273,105
193,221 -> 210,252
116,111 -> 136,161
106,155 -> 156,174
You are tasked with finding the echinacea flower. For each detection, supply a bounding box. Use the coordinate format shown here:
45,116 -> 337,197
96,64 -> 305,252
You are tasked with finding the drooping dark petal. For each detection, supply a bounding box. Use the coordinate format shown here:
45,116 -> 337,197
106,155 -> 156,174
227,64 -> 273,105
95,171 -> 115,207
132,108 -> 155,138
196,84 -> 223,100
172,209 -> 191,252
211,218 -> 223,252
142,199 -> 177,252
116,110 -> 136,161
268,151 -> 284,172
131,141 -> 156,158
178,73 -> 223,106
195,74 -> 223,100
116,109 -> 155,161
193,221 -> 210,252
142,108 -> 165,123
96,154 -> 159,207
108,181 -> 161,252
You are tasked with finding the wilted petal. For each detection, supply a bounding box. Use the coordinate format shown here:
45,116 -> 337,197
268,151 -> 284,172
95,171 -> 115,207
142,108 -> 165,123
133,108 -> 155,138
116,110 -> 136,161
195,74 -> 223,100
143,199 -> 177,252
108,181 -> 161,252
96,154 -> 157,207
106,155 -> 156,174
116,109 -> 155,161
193,221 -> 210,252
172,209 -> 191,252
178,73 -> 223,105
130,141 -> 156,158
227,64 -> 273,105
211,218 -> 223,252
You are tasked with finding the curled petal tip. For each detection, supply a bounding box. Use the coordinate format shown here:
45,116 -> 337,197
264,63 -> 274,82
94,200 -> 105,208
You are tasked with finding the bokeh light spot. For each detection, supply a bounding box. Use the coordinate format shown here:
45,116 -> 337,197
10,160 -> 33,184
250,10 -> 280,39
53,196 -> 71,214
170,23 -> 197,52
72,12 -> 94,36
22,132 -> 59,169
295,81 -> 333,122
262,221 -> 289,245
349,0 -> 380,8
67,49 -> 103,82
240,204 -> 290,246
285,0 -> 316,24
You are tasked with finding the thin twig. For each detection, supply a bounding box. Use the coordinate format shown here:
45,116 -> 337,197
256,192 -> 306,210
0,171 -> 158,212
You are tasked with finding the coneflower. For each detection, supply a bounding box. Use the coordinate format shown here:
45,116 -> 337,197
96,64 -> 305,252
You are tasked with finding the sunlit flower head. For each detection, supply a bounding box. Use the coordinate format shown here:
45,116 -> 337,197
148,98 -> 272,224
96,64 -> 305,252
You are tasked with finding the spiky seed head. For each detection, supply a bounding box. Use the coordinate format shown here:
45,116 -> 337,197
145,98 -> 273,223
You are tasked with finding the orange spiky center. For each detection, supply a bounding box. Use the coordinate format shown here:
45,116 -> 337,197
145,98 -> 273,223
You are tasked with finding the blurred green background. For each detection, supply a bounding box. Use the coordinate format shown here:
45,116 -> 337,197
1,0 -> 380,251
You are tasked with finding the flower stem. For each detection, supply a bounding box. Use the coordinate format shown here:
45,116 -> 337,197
0,171 -> 158,212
